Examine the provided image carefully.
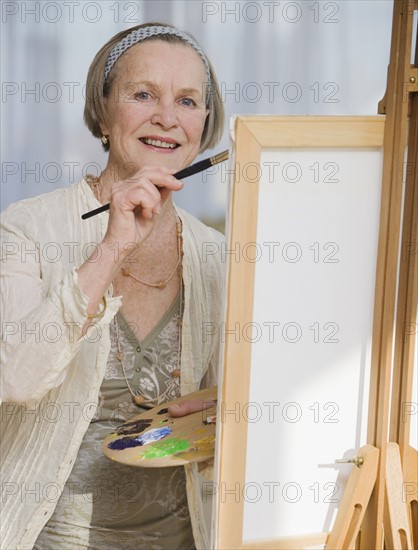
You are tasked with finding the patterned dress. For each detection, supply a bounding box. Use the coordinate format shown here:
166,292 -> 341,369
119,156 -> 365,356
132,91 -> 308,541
34,294 -> 195,550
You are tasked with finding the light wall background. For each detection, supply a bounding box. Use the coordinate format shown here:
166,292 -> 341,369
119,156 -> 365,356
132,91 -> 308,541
1,0 -> 396,224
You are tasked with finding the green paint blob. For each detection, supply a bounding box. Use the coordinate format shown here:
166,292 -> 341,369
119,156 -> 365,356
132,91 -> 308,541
143,438 -> 190,459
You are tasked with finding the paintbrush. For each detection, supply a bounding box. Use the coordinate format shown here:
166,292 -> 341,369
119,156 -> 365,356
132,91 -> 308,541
81,150 -> 229,220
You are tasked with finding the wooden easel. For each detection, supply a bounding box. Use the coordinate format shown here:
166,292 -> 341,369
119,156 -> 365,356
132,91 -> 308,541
326,2 -> 418,549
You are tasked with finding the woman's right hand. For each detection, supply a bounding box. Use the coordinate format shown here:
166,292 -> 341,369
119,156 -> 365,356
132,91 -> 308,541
102,166 -> 184,259
76,166 -> 183,319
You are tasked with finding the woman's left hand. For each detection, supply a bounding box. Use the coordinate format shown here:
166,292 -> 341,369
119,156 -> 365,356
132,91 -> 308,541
168,400 -> 217,418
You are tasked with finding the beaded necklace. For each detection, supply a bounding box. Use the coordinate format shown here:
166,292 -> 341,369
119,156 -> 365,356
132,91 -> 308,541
86,173 -> 184,405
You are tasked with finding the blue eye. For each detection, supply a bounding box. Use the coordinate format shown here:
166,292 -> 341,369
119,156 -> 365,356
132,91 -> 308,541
135,91 -> 151,100
180,97 -> 197,107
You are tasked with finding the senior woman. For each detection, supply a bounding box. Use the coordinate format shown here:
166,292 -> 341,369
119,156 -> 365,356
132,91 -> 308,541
1,22 -> 224,549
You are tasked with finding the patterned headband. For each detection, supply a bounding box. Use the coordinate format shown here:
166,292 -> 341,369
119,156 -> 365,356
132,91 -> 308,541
104,25 -> 211,85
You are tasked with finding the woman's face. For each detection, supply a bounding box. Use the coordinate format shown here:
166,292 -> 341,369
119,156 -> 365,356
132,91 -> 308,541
101,40 -> 210,177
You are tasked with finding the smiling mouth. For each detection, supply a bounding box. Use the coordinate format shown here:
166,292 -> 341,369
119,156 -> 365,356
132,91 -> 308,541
139,137 -> 180,149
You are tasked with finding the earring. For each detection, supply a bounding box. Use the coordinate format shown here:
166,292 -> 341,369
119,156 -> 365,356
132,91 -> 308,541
101,135 -> 109,145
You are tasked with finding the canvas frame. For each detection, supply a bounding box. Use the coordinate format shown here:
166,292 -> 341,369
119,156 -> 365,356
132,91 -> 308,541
214,116 -> 385,550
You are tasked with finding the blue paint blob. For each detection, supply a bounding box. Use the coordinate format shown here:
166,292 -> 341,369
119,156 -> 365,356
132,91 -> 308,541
108,426 -> 172,451
108,436 -> 144,450
138,427 -> 172,445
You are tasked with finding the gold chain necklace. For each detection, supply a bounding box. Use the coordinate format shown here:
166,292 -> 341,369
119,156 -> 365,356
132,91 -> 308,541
113,221 -> 183,406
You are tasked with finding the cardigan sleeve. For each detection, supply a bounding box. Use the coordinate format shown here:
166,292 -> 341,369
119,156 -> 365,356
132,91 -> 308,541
0,202 -> 120,404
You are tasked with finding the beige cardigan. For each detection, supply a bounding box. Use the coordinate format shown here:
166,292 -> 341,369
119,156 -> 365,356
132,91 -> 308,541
0,179 -> 224,549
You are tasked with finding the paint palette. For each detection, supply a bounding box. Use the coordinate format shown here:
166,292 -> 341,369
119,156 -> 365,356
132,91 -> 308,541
102,386 -> 217,468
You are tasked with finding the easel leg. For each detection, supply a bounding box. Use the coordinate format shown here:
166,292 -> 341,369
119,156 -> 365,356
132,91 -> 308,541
389,12 -> 418,550
329,2 -> 418,548
384,443 -> 413,550
360,2 -> 418,547
402,446 -> 418,550
326,446 -> 379,550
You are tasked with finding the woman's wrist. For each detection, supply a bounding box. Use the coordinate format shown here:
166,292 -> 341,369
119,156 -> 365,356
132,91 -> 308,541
76,240 -> 125,316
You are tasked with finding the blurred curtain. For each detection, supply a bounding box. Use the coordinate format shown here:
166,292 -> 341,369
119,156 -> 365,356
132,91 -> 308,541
1,0 -> 395,221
